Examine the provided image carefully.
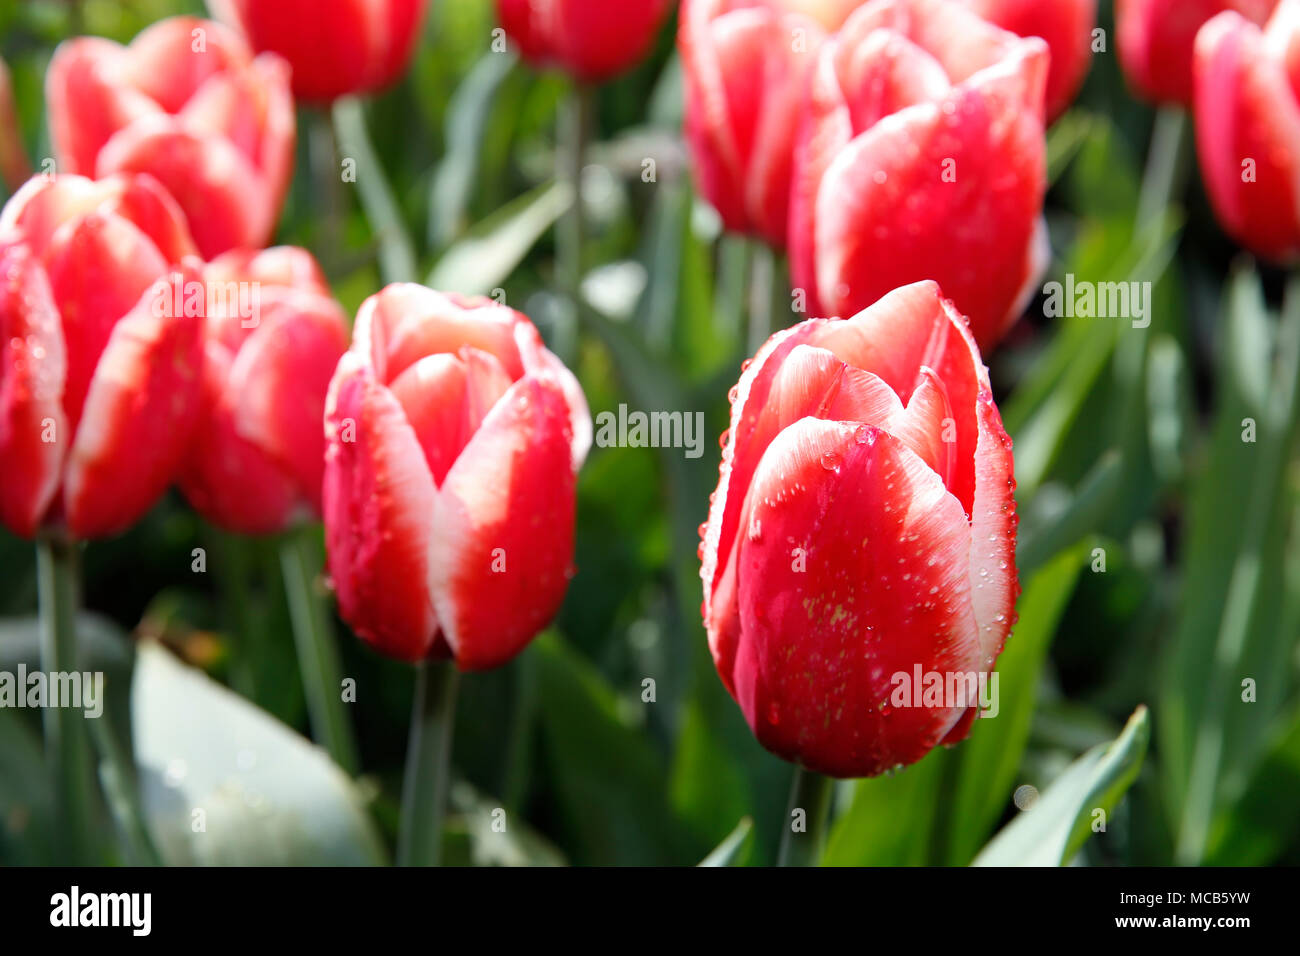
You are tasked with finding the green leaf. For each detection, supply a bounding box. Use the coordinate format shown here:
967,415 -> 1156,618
333,96 -> 419,284
972,705 -> 1150,866
1046,111 -> 1094,186
941,543 -> 1088,864
532,633 -> 688,865
822,747 -> 952,866
427,51 -> 519,249
131,642 -> 386,866
1163,269 -> 1300,864
426,180 -> 573,296
698,817 -> 754,867
1205,704 -> 1300,865
1016,456 -> 1120,576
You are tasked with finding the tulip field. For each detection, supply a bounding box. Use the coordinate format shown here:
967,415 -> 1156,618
0,0 -> 1298,884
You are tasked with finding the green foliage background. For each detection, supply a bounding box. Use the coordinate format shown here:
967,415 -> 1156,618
1,0 -> 1297,866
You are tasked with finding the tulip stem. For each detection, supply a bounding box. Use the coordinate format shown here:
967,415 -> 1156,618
36,534 -> 97,863
777,765 -> 833,866
556,82 -> 594,364
397,660 -> 460,866
748,239 -> 776,353
281,527 -> 359,776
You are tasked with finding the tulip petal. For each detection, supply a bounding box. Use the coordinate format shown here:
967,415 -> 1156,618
46,38 -> 158,177
63,269 -> 203,538
41,211 -> 169,431
123,16 -> 250,114
323,355 -> 441,661
811,68 -> 1046,350
730,416 -> 980,778
1194,9 -> 1300,260
179,340 -> 299,534
886,365 -> 954,488
0,242 -> 67,538
966,388 -> 1019,665
703,338 -> 906,670
228,291 -> 349,511
962,0 -> 1097,122
387,347 -> 514,487
96,118 -> 268,258
353,284 -> 524,384
0,173 -> 195,265
513,319 -> 594,468
808,282 -> 986,514
429,375 -> 576,671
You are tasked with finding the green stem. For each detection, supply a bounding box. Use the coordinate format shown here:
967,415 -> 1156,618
311,107 -> 347,277
777,765 -> 833,867
747,239 -> 776,354
36,535 -> 96,863
281,527 -> 359,775
556,82 -> 594,365
397,660 -> 460,866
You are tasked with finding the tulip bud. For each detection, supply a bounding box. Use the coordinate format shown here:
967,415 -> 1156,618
1117,0 -> 1275,106
207,0 -> 429,103
0,173 -> 204,540
46,16 -> 295,259
178,248 -> 349,535
496,0 -> 674,81
679,0 -> 861,247
700,281 -> 1019,778
788,0 -> 1049,352
961,0 -> 1097,122
1192,1 -> 1300,261
323,285 -> 592,669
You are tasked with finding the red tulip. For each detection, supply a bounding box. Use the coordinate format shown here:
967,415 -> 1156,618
962,0 -> 1097,122
496,0 -> 674,81
323,285 -> 592,669
789,0 -> 1049,352
700,280 -> 1019,778
46,16 -> 294,259
207,0 -> 429,102
0,173 -> 203,540
1193,1 -> 1300,260
679,0 -> 862,246
179,248 -> 349,534
1117,0 -> 1275,106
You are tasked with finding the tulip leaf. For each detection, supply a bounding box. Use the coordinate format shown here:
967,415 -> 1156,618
532,633 -> 690,865
972,705 -> 1150,867
131,641 -> 386,866
428,50 -> 519,249
822,746 -> 952,866
1163,269 -> 1300,864
698,816 -> 754,867
333,96 -> 420,284
1046,111 -> 1093,186
941,542 -> 1089,864
427,179 -> 574,296
1016,455 -> 1121,576
1204,704 -> 1300,866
